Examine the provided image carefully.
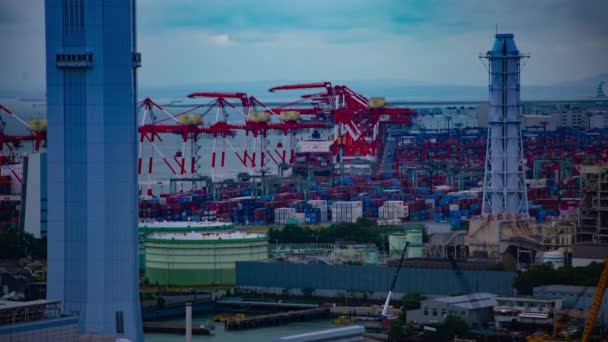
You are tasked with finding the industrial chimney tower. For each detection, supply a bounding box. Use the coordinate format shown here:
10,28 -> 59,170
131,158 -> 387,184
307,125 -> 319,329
481,33 -> 529,218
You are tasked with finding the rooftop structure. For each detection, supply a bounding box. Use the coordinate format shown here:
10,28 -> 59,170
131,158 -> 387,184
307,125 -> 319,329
45,0 -> 143,340
480,33 -> 529,217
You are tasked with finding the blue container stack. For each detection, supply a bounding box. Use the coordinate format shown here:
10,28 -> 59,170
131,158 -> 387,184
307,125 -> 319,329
290,202 -> 321,224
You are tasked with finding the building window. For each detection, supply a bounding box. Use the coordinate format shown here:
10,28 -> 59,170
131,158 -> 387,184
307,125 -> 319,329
460,311 -> 466,316
432,309 -> 437,317
441,309 -> 447,317
423,310 -> 428,316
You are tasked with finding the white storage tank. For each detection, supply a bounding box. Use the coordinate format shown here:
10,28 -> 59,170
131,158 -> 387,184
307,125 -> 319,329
388,233 -> 407,257
363,248 -> 379,265
449,204 -> 460,211
407,246 -> 424,259
406,229 -> 423,246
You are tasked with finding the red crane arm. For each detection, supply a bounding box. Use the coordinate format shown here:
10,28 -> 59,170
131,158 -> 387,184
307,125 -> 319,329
268,82 -> 332,92
138,97 -> 164,111
0,104 -> 12,115
187,92 -> 250,109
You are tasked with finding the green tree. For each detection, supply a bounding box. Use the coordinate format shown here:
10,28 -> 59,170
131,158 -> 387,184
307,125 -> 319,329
440,315 -> 468,336
388,318 -> 404,341
513,262 -> 605,295
400,293 -> 426,321
0,232 -> 47,260
301,287 -> 315,298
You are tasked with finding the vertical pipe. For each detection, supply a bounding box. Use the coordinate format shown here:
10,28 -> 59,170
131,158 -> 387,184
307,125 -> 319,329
185,302 -> 192,342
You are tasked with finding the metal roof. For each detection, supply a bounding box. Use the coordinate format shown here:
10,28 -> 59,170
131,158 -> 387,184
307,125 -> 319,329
534,285 -> 596,295
427,293 -> 498,310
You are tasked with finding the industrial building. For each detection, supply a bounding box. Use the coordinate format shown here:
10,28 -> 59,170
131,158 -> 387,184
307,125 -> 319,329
533,285 -> 608,325
328,243 -> 378,265
493,296 -> 562,328
407,293 -> 497,327
577,165 -> 608,245
558,109 -> 591,130
45,0 -> 143,340
145,231 -> 268,286
574,164 -> 608,265
0,300 -> 79,342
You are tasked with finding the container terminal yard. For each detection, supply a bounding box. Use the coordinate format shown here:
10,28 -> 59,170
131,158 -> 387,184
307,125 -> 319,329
1,14 -> 608,342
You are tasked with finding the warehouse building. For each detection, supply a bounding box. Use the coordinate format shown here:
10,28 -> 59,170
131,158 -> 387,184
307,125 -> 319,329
407,293 -> 497,327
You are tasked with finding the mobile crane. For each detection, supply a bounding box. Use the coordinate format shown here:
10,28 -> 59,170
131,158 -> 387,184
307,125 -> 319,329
527,258 -> 608,342
581,258 -> 608,342
380,241 -> 410,320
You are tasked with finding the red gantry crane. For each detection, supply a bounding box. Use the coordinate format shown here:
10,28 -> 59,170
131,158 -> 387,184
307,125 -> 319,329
137,93 -> 330,195
268,82 -> 416,163
0,103 -> 47,185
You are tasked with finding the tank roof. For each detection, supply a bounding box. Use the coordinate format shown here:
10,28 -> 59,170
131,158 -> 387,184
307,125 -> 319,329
147,231 -> 266,241
139,221 -> 232,229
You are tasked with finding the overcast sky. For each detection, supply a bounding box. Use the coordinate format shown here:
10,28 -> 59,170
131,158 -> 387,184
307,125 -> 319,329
1,0 -> 607,94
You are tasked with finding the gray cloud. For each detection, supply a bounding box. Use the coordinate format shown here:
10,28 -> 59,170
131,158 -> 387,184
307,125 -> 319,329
1,0 -> 607,96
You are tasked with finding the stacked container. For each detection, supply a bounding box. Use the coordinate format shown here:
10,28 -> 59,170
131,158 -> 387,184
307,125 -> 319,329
275,208 -> 297,225
308,200 -> 328,223
378,201 -> 409,220
331,201 -> 363,223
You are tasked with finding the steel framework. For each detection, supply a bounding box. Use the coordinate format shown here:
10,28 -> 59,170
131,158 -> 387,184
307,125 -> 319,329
480,34 -> 529,218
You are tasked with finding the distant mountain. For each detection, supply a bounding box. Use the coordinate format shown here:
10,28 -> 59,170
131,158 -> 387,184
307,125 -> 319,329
3,74 -> 606,102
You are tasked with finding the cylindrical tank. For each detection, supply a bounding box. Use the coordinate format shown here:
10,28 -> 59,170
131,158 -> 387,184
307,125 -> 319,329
406,229 -> 423,246
407,246 -> 424,259
542,250 -> 565,269
363,248 -> 379,265
144,231 -> 268,286
138,221 -> 234,270
388,233 -> 407,257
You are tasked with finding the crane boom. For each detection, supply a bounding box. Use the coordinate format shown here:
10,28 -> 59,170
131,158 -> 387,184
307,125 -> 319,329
581,258 -> 608,342
381,241 -> 409,318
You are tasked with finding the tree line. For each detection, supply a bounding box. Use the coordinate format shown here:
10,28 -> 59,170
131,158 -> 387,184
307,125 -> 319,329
0,232 -> 47,260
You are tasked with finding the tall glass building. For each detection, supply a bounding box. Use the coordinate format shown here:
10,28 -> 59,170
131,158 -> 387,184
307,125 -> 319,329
45,0 -> 143,340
